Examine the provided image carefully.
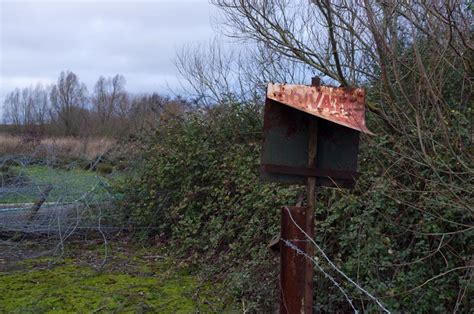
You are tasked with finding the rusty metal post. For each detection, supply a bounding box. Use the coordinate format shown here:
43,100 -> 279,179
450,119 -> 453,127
280,206 -> 307,314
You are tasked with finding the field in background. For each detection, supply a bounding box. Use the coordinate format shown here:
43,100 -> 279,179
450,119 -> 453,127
0,165 -> 110,204
0,133 -> 116,160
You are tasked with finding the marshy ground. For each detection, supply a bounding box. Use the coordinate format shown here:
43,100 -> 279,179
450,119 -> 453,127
0,240 -> 230,313
0,146 -> 235,313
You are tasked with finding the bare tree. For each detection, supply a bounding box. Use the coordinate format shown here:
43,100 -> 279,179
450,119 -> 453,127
31,83 -> 51,127
3,88 -> 22,126
127,93 -> 169,131
2,71 -> 184,136
2,84 -> 51,131
20,88 -> 34,126
91,74 -> 127,128
114,92 -> 132,121
176,37 -> 311,106
50,71 -> 88,135
212,0 -> 375,86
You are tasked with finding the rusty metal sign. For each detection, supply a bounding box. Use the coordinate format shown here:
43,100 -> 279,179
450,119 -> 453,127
261,82 -> 371,189
267,83 -> 373,135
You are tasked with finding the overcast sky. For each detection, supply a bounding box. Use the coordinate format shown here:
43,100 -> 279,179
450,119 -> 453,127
0,0 -> 218,110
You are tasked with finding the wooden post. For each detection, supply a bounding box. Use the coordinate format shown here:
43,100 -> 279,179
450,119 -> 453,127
304,121 -> 317,313
305,76 -> 320,313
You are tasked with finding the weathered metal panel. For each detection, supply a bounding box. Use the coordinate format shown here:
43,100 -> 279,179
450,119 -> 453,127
260,99 -> 360,188
316,119 -> 360,188
267,83 -> 373,135
260,98 -> 309,185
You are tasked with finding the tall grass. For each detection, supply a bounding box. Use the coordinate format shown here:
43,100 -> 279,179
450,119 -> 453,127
0,133 -> 116,160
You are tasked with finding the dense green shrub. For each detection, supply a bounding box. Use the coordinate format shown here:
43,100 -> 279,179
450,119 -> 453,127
0,163 -> 29,186
96,163 -> 114,175
115,102 -> 301,310
116,99 -> 472,312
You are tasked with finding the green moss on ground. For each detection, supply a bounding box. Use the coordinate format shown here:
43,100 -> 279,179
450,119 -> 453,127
0,244 -> 231,313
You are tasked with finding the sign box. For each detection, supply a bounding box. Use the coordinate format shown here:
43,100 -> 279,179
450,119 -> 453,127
260,83 -> 372,188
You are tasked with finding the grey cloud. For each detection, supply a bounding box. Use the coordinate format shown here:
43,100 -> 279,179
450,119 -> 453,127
0,1 -> 216,109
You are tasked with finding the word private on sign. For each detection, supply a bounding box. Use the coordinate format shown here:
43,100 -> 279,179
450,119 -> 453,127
267,83 -> 372,135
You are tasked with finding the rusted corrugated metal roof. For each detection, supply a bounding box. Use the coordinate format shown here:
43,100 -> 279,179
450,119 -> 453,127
267,83 -> 373,135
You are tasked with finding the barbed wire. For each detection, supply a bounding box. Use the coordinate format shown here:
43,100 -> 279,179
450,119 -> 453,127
0,151 -> 120,267
280,238 -> 359,313
284,206 -> 392,313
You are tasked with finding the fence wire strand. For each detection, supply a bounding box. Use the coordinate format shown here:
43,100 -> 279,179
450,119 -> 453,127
284,206 -> 391,313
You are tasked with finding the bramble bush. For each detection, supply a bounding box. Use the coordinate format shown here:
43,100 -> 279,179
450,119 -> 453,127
115,101 -> 301,310
116,98 -> 472,312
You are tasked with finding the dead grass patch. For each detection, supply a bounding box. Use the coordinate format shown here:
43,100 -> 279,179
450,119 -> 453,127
0,133 -> 116,160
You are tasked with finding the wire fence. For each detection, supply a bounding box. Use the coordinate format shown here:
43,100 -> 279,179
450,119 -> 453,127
282,206 -> 392,313
0,152 -> 122,269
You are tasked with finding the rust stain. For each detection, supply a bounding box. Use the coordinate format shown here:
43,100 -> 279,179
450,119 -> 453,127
267,83 -> 373,134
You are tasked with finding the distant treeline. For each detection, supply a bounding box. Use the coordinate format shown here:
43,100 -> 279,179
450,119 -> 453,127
2,71 -> 188,137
